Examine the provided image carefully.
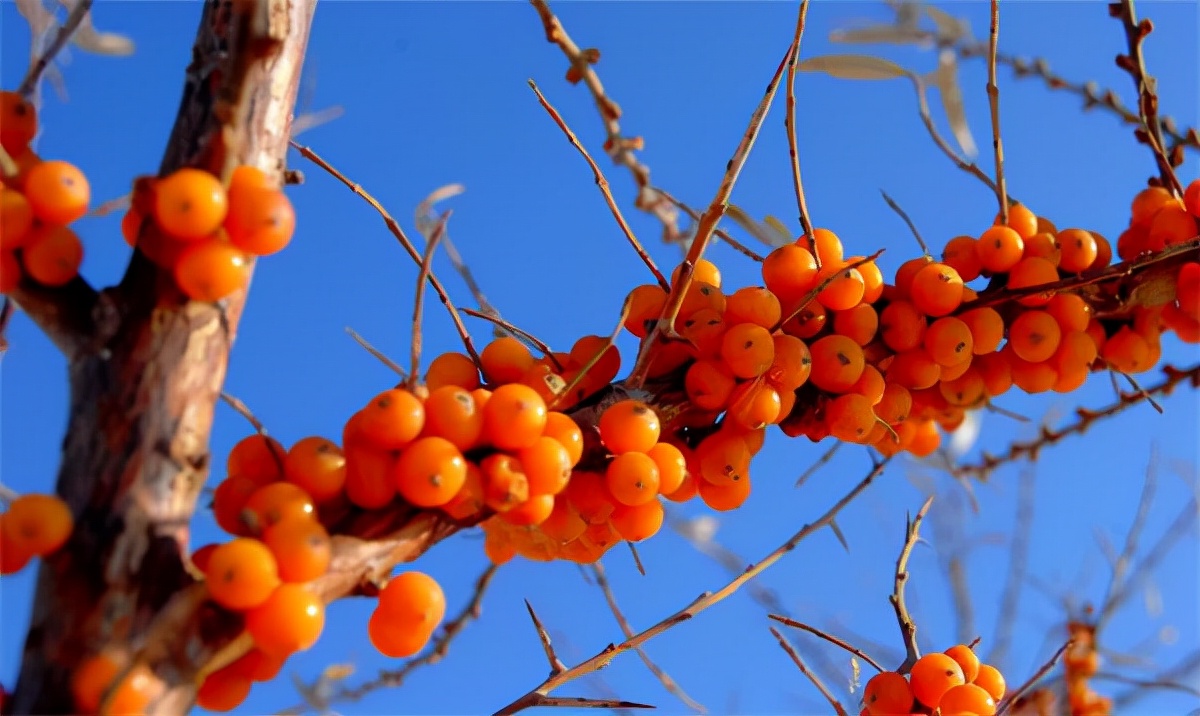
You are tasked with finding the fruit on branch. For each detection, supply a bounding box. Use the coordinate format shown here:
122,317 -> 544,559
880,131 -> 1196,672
861,643 -> 1004,715
0,492 -> 74,575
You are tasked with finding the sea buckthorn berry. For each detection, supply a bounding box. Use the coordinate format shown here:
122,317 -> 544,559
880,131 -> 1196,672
808,334 -> 865,393
695,431 -> 751,487
696,470 -> 752,511
480,336 -> 536,383
875,382 -> 912,425
862,671 -> 913,716
781,301 -> 827,339
886,349 -> 941,390
1055,228 -> 1099,272
500,493 -> 556,526
1178,262 -> 1200,315
196,664 -> 253,712
0,188 -> 34,250
1101,325 -> 1151,373
539,497 -> 588,544
1147,204 -> 1198,248
228,433 -> 286,485
1006,256 -> 1059,307
823,393 -> 876,443
975,350 -> 1013,396
853,257 -> 885,304
894,256 -> 934,297
262,517 -> 331,583
425,351 -> 481,391
518,436 -> 573,496
944,644 -> 981,683
1184,179 -> 1200,217
483,383 -> 547,450
833,303 -> 878,346
1045,293 -> 1092,333
23,160 -> 90,225
358,388 -> 425,450
910,652 -> 966,707
605,452 -> 661,506
243,482 -> 315,531
1022,231 -> 1060,265
678,281 -> 725,318
996,202 -> 1040,239
225,187 -> 295,255
369,605 -> 438,657
422,385 -> 484,451
70,653 -> 122,713
974,664 -> 1006,701
816,263 -> 866,311
767,334 -> 812,392
977,225 -> 1024,273
481,453 -> 529,512
624,283 -> 669,337
599,399 -> 661,454
1089,231 -> 1113,271
563,470 -> 616,524
942,235 -> 982,282
205,538 -> 281,610
720,322 -> 775,378
939,367 -> 985,407
938,683 -> 996,716
672,257 -> 722,287
798,227 -> 844,267
959,306 -> 1003,354
2,493 -> 73,556
440,462 -> 485,520
174,239 -> 251,302
246,583 -> 325,655
1009,310 -> 1062,363
924,317 -> 974,366
678,309 -> 725,357
22,225 -> 83,286
543,411 -> 584,466
569,335 -> 621,382
880,300 -> 926,352
727,381 -> 782,429
283,436 -> 346,503
611,498 -> 665,542
646,442 -> 687,496
393,436 -> 467,507
1005,346 -> 1058,393
379,570 -> 446,631
119,208 -> 144,248
212,475 -> 261,536
762,244 -> 818,304
686,358 -> 737,411
850,364 -> 886,405
0,91 -> 37,152
910,262 -> 964,317
724,286 -> 781,328
191,543 -> 219,573
154,167 -> 228,240
1131,186 -> 1176,227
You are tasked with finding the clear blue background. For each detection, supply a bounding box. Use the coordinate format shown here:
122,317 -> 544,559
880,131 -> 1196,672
2,2 -> 1198,714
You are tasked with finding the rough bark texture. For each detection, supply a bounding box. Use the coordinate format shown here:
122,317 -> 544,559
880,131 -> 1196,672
11,1 -> 316,712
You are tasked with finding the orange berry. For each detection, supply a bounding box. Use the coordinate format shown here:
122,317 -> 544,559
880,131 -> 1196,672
1147,203 -> 1198,248
538,497 -> 588,544
358,388 -> 426,450
977,225 -> 1024,273
569,334 -> 621,384
224,187 -> 295,255
262,517 -> 331,583
850,363 -> 886,405
421,385 -> 484,451
283,436 -> 345,503
646,442 -> 687,495
942,235 -> 982,282
1101,325 -> 1151,373
894,255 -> 934,297
482,383 -> 547,450
0,91 -> 37,152
518,436 -> 573,496
809,334 -> 865,393
797,227 -> 844,267
368,607 -> 434,658
724,286 -> 781,328
695,431 -> 751,487
343,444 -> 399,510
425,351 -> 481,391
71,653 -> 122,713
697,471 -> 752,511
0,525 -> 34,573
975,350 -> 1013,396
824,393 -> 876,443
781,300 -> 827,339
767,334 -> 812,391
685,358 -> 738,411
909,652 -> 966,707
1055,228 -> 1099,272
24,160 -> 90,225
500,493 -> 556,526
543,411 -> 584,466
939,367 -> 985,407
191,543 -> 219,573
1009,310 -> 1062,363
1090,231 -> 1113,270
196,664 -> 253,712
0,250 -> 20,293
1022,231 -> 1060,265
228,433 -> 286,485
886,349 -> 941,390
1184,179 -> 1200,217
817,263 -> 866,311
959,306 -> 1004,354
1178,262 -> 1200,315
673,258 -> 722,287
611,497 -> 665,542
938,683 -> 996,715
480,335 -> 536,383
2,493 -> 73,556
605,452 -> 660,506
910,262 -> 964,317
599,399 -> 661,454
154,167 -> 227,240
880,300 -> 927,352
440,462 -> 485,521
378,570 -> 446,631
1045,293 -> 1092,333
678,310 -> 727,359
245,583 -> 325,655
944,644 -> 981,682
243,481 -> 315,531
625,283 -> 669,337
875,382 -> 912,425
863,671 -> 913,716
1006,256 -> 1059,307
0,188 -> 34,250
393,436 -> 467,507
21,224 -> 83,286
205,538 -> 281,610
563,470 -> 617,524
924,316 -> 974,366
119,208 -> 144,248
834,302 -> 878,346
481,453 -> 530,512
1131,186 -> 1176,227
996,202 -> 1039,239
720,322 -> 775,378
174,239 -> 251,301
211,475 -> 261,536
762,244 -> 818,304
1006,346 -> 1058,393
727,381 -> 783,429
854,257 -> 886,304
973,663 -> 1006,701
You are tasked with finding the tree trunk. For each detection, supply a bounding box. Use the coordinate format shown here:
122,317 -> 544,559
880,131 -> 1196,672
11,1 -> 316,712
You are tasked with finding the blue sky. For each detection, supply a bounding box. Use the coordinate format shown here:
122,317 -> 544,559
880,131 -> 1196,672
2,1 -> 1198,714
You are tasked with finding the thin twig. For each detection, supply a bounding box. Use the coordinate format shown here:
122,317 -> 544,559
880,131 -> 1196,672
794,443 -> 841,489
986,0 -> 1010,223
880,190 -> 929,257
409,212 -> 450,390
289,140 -> 483,369
525,600 -> 568,676
652,188 -> 765,262
548,294 -> 632,411
494,459 -> 891,715
770,627 -> 848,716
345,327 -> 406,378
768,614 -> 885,673
593,563 -> 706,713
891,496 -> 934,674
784,1 -> 816,260
219,392 -> 286,478
1098,496 -> 1197,629
460,308 -> 563,371
528,80 -> 668,291
996,640 -> 1073,715
18,0 -> 93,96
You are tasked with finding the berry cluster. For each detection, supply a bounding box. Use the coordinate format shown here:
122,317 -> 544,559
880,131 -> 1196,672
122,163 -> 295,302
0,492 -> 73,575
1061,621 -> 1109,716
862,644 -> 1006,715
1,91 -> 90,290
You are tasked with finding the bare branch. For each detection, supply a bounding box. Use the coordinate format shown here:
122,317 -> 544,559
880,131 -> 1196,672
880,190 -> 929,257
769,614 -> 885,673
986,0 -> 1010,223
18,0 -> 94,96
770,627 -> 848,716
410,211 -> 450,390
345,326 -> 407,378
996,640 -> 1073,715
784,0 -> 817,257
526,599 -> 568,676
891,496 -> 934,673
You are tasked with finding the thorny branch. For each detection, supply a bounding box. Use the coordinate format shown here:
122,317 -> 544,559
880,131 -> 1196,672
783,1 -> 817,256
952,364 -> 1200,480
985,0 -> 1010,223
493,458 -> 891,715
770,627 -> 848,716
891,496 -> 934,674
769,614 -> 886,673
17,0 -> 94,96
996,639 -> 1073,715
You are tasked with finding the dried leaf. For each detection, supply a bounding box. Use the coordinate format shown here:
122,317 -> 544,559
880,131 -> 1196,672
290,106 -> 345,138
762,216 -> 794,245
922,5 -> 972,43
66,6 -> 135,56
727,205 -> 790,249
927,50 -> 978,158
849,657 -> 861,695
829,25 -> 931,47
797,54 -> 912,81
